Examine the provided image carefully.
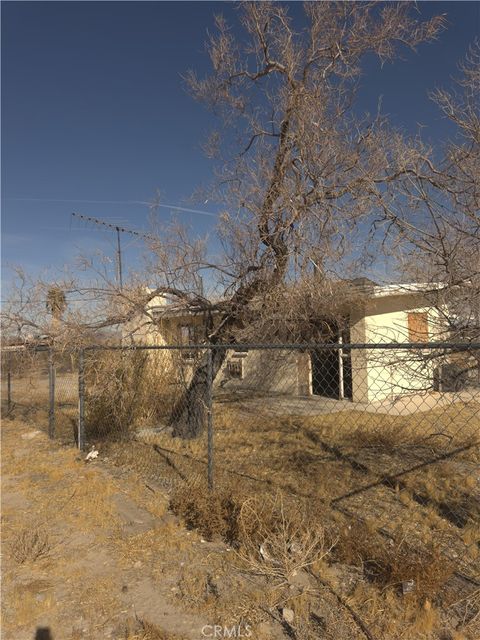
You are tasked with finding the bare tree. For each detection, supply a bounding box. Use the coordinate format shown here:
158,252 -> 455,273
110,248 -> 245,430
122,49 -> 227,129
3,3 -> 445,438
386,42 -> 480,342
165,2 -> 444,436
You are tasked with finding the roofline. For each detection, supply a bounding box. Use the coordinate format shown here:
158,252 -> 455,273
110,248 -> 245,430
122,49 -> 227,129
369,282 -> 444,298
147,281 -> 444,319
150,306 -> 211,318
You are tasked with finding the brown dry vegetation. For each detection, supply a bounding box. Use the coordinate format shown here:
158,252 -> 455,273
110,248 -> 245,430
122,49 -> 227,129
1,417 -> 205,640
121,399 -> 479,640
2,365 -> 480,640
99,408 -> 480,639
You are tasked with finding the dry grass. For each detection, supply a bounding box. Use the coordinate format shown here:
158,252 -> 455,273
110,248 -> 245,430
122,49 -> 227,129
158,401 -> 479,536
123,617 -> 187,640
172,487 -> 332,584
169,481 -> 471,637
3,361 -> 480,639
0,351 -> 179,444
337,403 -> 480,461
1,419 -> 205,640
333,522 -> 454,603
10,526 -> 52,564
235,493 -> 332,585
84,350 -> 177,440
6,581 -> 56,630
162,400 -> 479,639
170,480 -> 243,544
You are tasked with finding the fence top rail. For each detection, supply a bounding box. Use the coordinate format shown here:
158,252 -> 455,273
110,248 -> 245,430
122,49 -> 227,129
2,342 -> 480,355
78,341 -> 480,352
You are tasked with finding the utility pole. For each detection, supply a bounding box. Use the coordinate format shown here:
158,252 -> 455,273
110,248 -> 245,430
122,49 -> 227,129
116,226 -> 123,289
72,212 -> 155,289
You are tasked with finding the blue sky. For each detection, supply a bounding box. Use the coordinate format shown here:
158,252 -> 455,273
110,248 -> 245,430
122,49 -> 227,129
2,1 -> 479,292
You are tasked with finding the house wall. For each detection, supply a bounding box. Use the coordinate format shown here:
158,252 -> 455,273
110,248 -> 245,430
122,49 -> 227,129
127,291 -> 444,403
350,309 -> 369,403
350,294 -> 442,402
125,313 -> 308,395
140,314 -> 312,396
123,302 -> 194,381
214,349 -> 312,396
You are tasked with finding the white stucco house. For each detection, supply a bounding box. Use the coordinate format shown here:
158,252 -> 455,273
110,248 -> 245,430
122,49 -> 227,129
213,282 -> 444,403
129,281 -> 446,404
347,283 -> 444,402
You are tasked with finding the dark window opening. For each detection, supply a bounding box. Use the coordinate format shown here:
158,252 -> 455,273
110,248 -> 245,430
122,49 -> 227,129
227,360 -> 243,379
179,324 -> 202,359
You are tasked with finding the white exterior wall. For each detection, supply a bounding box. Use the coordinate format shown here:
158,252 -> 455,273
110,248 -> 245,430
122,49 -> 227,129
350,293 -> 442,402
123,296 -> 180,378
214,349 -> 312,396
129,286 -> 445,403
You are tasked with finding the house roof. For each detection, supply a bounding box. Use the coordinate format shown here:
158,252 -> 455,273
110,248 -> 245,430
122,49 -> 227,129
367,282 -> 443,299
147,281 -> 442,321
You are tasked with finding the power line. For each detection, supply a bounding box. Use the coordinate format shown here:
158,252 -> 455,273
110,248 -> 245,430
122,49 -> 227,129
6,197 -> 218,217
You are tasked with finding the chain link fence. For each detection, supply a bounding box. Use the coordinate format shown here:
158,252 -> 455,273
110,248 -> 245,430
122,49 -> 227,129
1,347 -> 79,443
2,342 -> 479,585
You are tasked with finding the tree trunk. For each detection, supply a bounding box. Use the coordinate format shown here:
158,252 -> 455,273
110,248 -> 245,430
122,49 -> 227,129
171,346 -> 227,438
171,97 -> 293,438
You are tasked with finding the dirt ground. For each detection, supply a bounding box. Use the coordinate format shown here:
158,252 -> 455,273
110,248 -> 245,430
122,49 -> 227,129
1,418 -> 246,640
2,396 -> 480,640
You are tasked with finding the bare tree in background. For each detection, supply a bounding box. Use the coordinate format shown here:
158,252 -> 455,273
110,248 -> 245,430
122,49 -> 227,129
2,3 -> 445,438
387,42 -> 480,342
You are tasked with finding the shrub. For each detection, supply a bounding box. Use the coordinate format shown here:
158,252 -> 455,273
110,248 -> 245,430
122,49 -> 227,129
85,350 -> 177,440
170,480 -> 242,544
236,492 -> 332,584
333,522 -> 454,602
10,526 -> 50,564
171,482 -> 331,579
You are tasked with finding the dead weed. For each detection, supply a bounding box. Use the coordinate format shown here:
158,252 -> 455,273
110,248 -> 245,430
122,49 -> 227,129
123,617 -> 187,639
333,522 -> 454,603
236,493 -> 333,585
170,480 -> 243,544
10,526 -> 51,564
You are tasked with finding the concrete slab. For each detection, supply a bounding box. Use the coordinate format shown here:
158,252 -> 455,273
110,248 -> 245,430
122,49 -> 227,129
214,388 -> 480,417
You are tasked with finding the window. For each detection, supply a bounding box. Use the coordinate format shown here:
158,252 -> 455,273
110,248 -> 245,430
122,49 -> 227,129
408,312 -> 429,343
179,324 -> 202,344
226,360 -> 243,379
179,325 -> 193,345
179,324 -> 201,360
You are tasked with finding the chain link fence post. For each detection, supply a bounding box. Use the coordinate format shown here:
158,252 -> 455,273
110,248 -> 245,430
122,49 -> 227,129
7,352 -> 12,413
48,348 -> 55,439
207,347 -> 214,491
78,349 -> 85,450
